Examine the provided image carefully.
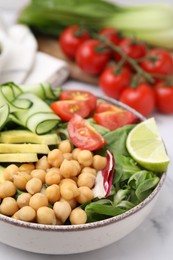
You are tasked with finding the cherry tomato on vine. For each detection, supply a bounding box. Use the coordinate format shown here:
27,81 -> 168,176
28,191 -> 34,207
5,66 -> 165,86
140,49 -> 173,76
154,81 -> 173,114
119,83 -> 155,117
59,89 -> 97,111
67,114 -> 106,151
99,27 -> 121,45
75,39 -> 111,75
51,100 -> 91,121
114,38 -> 147,62
99,66 -> 132,99
59,25 -> 90,59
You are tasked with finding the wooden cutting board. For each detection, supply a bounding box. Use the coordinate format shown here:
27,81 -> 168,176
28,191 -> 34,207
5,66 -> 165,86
37,36 -> 99,86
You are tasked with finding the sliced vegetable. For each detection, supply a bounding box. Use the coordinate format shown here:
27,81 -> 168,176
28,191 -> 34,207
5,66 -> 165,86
0,143 -> 50,154
0,104 -> 10,130
51,100 -> 91,121
67,114 -> 106,151
0,153 -> 38,163
59,89 -> 97,111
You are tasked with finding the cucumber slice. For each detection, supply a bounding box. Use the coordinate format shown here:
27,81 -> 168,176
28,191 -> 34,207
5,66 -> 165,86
0,104 -> 10,130
0,153 -> 38,162
0,143 -> 50,154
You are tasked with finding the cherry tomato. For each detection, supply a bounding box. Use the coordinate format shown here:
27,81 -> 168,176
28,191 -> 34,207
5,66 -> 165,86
95,101 -> 122,113
154,81 -> 173,114
94,110 -> 137,131
75,39 -> 111,75
59,89 -> 97,111
119,84 -> 155,117
140,49 -> 173,76
59,25 -> 90,60
99,66 -> 132,99
99,27 -> 121,45
51,100 -> 91,121
67,114 -> 106,151
114,38 -> 147,62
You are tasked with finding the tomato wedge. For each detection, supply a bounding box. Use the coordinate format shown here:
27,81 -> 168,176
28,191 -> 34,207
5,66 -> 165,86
95,101 -> 122,113
60,90 -> 97,111
51,100 -> 91,121
94,110 -> 137,131
67,114 -> 106,151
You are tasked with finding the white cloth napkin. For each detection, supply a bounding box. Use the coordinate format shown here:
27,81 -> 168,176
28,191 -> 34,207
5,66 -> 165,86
0,23 -> 69,87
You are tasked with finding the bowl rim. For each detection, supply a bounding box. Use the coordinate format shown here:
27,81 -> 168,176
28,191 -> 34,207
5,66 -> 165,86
0,96 -> 166,232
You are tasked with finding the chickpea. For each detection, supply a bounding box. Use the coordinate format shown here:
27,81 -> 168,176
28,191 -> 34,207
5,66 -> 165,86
76,186 -> 94,204
36,156 -> 50,170
0,181 -> 16,199
31,169 -> 46,183
82,167 -> 97,176
26,177 -> 42,195
17,193 -> 32,208
47,149 -> 64,168
53,201 -> 71,223
59,140 -> 72,153
3,164 -> 19,181
0,197 -> 19,216
37,206 -> 57,225
12,211 -> 20,220
72,148 -> 81,160
63,153 -> 73,160
45,184 -> 60,203
60,181 -> 79,201
77,150 -> 93,166
29,193 -> 48,210
19,163 -> 35,174
92,155 -> 107,170
77,172 -> 95,189
18,206 -> 36,222
69,207 -> 87,225
60,159 -> 80,178
13,172 -> 31,190
45,168 -> 62,185
60,198 -> 77,210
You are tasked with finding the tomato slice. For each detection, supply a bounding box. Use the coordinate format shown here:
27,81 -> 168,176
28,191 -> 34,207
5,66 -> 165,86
95,101 -> 122,113
94,111 -> 137,131
60,90 -> 97,111
51,100 -> 91,121
67,114 -> 106,151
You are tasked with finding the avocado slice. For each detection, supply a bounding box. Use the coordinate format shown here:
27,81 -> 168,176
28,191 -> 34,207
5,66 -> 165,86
0,130 -> 60,145
0,143 -> 50,154
0,153 -> 38,162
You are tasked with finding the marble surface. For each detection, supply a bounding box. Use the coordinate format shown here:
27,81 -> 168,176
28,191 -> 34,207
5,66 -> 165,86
0,1 -> 173,259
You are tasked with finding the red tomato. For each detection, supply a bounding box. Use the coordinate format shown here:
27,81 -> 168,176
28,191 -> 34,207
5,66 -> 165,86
75,39 -> 111,75
95,101 -> 122,113
59,89 -> 97,111
154,81 -> 173,114
114,38 -> 147,62
59,25 -> 90,59
67,114 -> 106,151
119,84 -> 155,117
94,110 -> 137,131
99,27 -> 121,45
140,49 -> 173,76
99,66 -> 132,99
51,100 -> 91,121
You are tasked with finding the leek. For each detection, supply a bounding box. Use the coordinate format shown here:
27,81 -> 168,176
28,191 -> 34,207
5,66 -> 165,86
18,0 -> 173,49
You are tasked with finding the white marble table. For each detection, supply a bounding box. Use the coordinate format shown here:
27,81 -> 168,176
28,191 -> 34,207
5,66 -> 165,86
0,1 -> 173,259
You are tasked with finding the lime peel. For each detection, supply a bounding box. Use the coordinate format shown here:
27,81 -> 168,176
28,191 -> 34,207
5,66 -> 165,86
126,117 -> 170,172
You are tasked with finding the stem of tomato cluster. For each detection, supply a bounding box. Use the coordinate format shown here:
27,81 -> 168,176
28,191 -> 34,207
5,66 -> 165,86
97,35 -> 155,84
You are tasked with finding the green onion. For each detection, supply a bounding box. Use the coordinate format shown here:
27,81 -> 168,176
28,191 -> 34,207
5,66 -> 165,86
18,0 -> 173,49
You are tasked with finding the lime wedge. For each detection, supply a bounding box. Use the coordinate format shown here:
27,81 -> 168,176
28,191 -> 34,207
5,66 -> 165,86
126,118 -> 170,172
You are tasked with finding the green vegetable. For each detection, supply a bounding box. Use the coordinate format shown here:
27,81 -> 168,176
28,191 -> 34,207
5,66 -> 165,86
0,82 -> 61,134
18,0 -> 173,49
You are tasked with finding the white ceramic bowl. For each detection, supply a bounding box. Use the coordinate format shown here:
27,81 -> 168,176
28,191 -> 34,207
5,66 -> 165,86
0,97 -> 167,255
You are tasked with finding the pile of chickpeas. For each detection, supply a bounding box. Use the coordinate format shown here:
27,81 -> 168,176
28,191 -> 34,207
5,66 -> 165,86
0,140 -> 107,225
